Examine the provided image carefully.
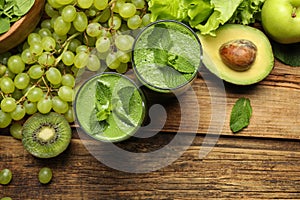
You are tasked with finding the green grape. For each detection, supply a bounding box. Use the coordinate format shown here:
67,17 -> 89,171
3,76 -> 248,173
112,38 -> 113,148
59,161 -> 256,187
74,51 -> 89,69
7,55 -> 25,74
37,96 -> 53,114
41,19 -> 53,30
0,169 -> 12,185
29,43 -> 43,56
42,36 -> 56,51
58,86 -> 74,102
10,105 -> 26,121
50,15 -> 59,29
68,38 -> 82,52
3,68 -> 15,79
120,23 -> 130,32
46,67 -> 62,85
38,52 -> 55,67
142,13 -> 151,26
24,100 -> 37,115
82,35 -> 96,47
0,110 -> 12,128
1,77 -> 15,94
116,62 -> 128,73
54,16 -> 71,36
61,5 -> 77,22
27,33 -> 42,46
62,50 -> 75,66
116,50 -> 131,63
45,3 -> 59,18
98,7 -> 111,23
14,73 -> 30,90
114,34 -> 134,51
86,22 -> 102,37
38,28 -> 52,38
106,52 -> 120,69
0,197 -> 12,200
127,15 -> 142,30
0,65 -> 6,77
11,89 -> 23,100
93,0 -> 108,10
27,87 -> 44,102
64,106 -> 75,122
38,167 -> 52,184
28,64 -> 44,79
95,36 -> 111,53
131,0 -> 145,9
10,122 -> 23,139
77,0 -> 93,9
1,97 -> 16,113
108,15 -> 122,30
87,54 -> 101,71
54,0 -> 74,5
75,45 -> 89,53
112,0 -> 125,13
119,3 -> 136,18
73,12 -> 88,32
48,0 -> 64,9
61,74 -> 75,87
52,96 -> 69,114
21,48 -> 37,64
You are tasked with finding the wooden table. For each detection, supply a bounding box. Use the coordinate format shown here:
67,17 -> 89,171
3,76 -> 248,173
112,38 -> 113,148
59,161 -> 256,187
1,60 -> 300,199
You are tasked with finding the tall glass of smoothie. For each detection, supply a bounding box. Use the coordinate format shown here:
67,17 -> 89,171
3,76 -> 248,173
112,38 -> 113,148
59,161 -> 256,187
132,20 -> 202,95
74,72 -> 146,142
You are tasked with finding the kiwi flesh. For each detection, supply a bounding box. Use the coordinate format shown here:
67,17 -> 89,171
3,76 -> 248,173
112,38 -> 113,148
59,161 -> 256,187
22,112 -> 72,158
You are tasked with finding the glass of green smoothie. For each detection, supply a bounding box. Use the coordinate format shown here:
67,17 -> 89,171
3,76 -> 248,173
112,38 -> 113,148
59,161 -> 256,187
74,72 -> 146,142
132,20 -> 202,95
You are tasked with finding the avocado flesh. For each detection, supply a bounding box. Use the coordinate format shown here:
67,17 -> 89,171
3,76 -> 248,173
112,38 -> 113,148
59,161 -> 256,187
199,24 -> 274,85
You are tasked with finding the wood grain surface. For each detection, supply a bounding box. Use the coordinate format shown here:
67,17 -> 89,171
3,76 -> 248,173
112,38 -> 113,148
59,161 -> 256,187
1,59 -> 300,199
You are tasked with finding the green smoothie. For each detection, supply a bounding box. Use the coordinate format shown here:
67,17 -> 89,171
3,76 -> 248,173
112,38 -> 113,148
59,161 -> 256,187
75,73 -> 146,142
132,20 -> 202,93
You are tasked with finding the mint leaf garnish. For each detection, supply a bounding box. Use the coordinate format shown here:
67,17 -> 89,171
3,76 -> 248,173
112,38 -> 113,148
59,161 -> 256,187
147,23 -> 173,50
167,54 -> 196,73
96,80 -> 111,105
230,97 -> 252,133
161,66 -> 190,88
89,108 -> 108,135
117,86 -> 135,114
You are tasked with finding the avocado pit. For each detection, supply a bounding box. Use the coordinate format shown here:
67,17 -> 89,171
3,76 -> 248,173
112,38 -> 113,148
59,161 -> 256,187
219,39 -> 257,71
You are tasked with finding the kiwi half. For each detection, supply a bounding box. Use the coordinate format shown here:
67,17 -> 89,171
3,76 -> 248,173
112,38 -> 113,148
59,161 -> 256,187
22,112 -> 72,158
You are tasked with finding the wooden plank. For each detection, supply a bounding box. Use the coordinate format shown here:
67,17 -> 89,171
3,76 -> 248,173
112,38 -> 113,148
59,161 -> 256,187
1,132 -> 300,199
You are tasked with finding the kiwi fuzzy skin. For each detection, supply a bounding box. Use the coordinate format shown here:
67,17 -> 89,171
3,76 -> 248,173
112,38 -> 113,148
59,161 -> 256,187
22,112 -> 72,158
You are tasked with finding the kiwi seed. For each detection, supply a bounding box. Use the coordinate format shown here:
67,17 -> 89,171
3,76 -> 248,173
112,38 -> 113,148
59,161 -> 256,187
22,112 -> 72,158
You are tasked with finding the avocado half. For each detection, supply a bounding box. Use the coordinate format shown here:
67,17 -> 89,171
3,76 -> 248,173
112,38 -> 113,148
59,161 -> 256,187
198,24 -> 274,85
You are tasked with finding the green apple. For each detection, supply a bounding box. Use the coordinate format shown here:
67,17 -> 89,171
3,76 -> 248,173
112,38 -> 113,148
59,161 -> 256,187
261,0 -> 300,44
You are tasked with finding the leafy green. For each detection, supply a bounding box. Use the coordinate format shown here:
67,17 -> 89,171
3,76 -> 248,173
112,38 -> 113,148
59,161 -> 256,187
167,54 -> 195,73
89,108 -> 108,135
271,41 -> 300,67
147,23 -> 173,50
117,86 -> 135,114
230,97 -> 252,133
0,0 -> 35,34
161,66 -> 191,88
95,81 -> 111,105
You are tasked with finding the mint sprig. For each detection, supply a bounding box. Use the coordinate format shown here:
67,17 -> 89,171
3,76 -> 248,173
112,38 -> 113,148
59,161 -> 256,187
230,97 -> 252,133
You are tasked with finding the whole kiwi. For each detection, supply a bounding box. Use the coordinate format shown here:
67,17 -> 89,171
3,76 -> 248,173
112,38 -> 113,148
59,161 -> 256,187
22,112 -> 72,158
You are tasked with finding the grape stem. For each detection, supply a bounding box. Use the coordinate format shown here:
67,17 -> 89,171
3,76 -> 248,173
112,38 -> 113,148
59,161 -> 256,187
16,85 -> 36,105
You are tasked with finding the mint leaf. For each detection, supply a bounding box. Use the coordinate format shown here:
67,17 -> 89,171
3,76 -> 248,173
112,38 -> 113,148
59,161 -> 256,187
167,53 -> 196,73
113,107 -> 136,127
153,48 -> 168,65
161,66 -> 191,88
95,80 -> 111,105
147,23 -> 173,50
89,108 -> 108,135
117,86 -> 135,114
0,18 -> 10,34
230,97 -> 252,133
13,0 -> 35,17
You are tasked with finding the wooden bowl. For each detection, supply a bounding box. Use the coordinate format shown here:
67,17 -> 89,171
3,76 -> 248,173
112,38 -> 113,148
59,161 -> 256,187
0,0 -> 46,53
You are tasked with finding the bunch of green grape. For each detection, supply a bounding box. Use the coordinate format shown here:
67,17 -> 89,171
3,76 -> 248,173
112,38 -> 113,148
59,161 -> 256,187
0,0 -> 151,133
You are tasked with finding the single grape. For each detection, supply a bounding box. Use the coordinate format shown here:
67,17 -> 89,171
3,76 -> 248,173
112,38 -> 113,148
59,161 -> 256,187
77,0 -> 93,9
0,110 -> 12,128
7,55 -> 25,74
21,48 -> 37,64
87,54 -> 101,71
58,86 -> 74,102
98,7 -> 111,23
114,34 -> 134,52
45,3 -> 59,18
0,197 -> 12,200
46,67 -> 62,85
37,96 -> 53,114
14,73 -> 30,90
28,64 -> 45,79
38,28 -> 52,38
116,62 -> 128,73
112,0 -> 125,13
27,32 -> 42,46
74,51 -> 89,69
95,37 -> 111,53
108,15 -> 122,30
1,97 -> 16,113
10,105 -> 26,121
54,0 -> 73,5
73,12 -> 88,32
10,122 -> 23,140
42,36 -> 56,52
75,45 -> 89,53
0,169 -> 12,185
1,77 -> 15,94
127,15 -> 142,30
41,19 -> 53,30
116,50 -> 131,63
86,22 -> 102,37
52,32 -> 67,45
38,167 -> 52,184
68,38 -> 82,52
131,0 -> 145,9
29,43 -> 44,56
23,100 -> 37,115
11,89 -> 23,101
0,65 -> 6,77
52,96 -> 69,114
106,52 -> 120,69
27,87 -> 44,102
48,0 -> 64,8
54,16 -> 71,36
38,52 -> 55,67
142,13 -> 151,26
119,3 -> 136,18
61,74 -> 75,87
61,5 -> 77,22
93,0 -> 108,10
64,106 -> 75,123
62,50 -> 75,66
